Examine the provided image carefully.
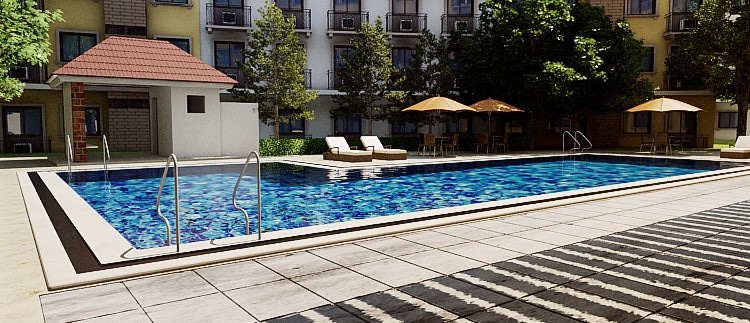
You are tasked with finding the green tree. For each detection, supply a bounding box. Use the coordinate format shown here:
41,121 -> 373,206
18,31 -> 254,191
232,0 -> 318,139
1,0 -> 63,101
667,0 -> 750,137
332,17 -> 402,135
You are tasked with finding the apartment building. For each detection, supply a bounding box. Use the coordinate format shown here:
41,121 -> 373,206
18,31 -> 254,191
3,0 -> 718,154
2,0 -> 202,156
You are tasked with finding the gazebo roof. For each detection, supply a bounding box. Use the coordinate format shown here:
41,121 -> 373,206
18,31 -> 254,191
48,36 -> 237,87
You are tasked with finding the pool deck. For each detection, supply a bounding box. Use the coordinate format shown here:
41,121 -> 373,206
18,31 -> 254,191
5,150 -> 750,322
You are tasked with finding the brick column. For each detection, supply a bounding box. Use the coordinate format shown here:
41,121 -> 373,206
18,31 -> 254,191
72,82 -> 87,162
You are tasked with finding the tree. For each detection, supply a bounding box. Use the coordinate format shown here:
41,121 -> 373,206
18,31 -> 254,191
667,0 -> 750,138
1,0 -> 63,101
332,17 -> 402,135
232,0 -> 318,139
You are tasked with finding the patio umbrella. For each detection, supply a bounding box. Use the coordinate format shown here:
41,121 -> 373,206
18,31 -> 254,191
469,98 -> 524,138
403,96 -> 475,133
625,97 -> 705,113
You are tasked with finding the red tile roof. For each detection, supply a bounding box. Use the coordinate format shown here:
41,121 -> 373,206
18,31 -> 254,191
52,36 -> 238,85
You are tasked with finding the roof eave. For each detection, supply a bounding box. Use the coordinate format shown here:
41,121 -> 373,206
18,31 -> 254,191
47,75 -> 236,90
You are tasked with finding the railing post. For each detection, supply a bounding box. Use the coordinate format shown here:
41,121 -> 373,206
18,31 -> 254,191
232,151 -> 262,239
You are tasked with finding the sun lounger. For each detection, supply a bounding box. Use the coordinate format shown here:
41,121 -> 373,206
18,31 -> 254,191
360,136 -> 408,160
323,137 -> 373,162
721,136 -> 750,159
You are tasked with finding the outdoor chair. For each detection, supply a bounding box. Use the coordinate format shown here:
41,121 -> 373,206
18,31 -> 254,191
654,132 -> 671,155
639,134 -> 654,153
474,133 -> 489,154
323,137 -> 373,162
423,133 -> 437,156
494,133 -> 509,153
721,136 -> 750,159
360,136 -> 407,160
443,133 -> 460,155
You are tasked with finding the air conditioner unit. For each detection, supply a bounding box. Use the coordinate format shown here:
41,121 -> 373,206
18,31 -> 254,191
399,19 -> 413,32
222,12 -> 237,25
454,20 -> 469,31
341,17 -> 355,30
9,66 -> 29,81
680,19 -> 697,30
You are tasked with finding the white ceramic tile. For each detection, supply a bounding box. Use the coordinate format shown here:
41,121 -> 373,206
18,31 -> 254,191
78,309 -> 151,323
225,279 -> 329,321
195,260 -> 285,291
355,236 -> 432,257
441,242 -> 523,263
125,271 -> 217,307
257,251 -> 341,278
350,258 -> 441,287
431,224 -> 502,241
309,243 -> 389,266
40,283 -> 140,322
293,268 -> 389,303
399,249 -> 484,275
464,219 -> 531,234
397,230 -> 470,248
145,293 -> 252,322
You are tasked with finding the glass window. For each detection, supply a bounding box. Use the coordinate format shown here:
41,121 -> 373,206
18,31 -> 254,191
334,114 -> 361,135
334,46 -> 355,70
156,37 -> 191,53
3,107 -> 42,135
443,116 -> 469,133
154,0 -> 188,4
622,112 -> 650,134
718,112 -> 738,128
641,46 -> 655,73
666,111 -> 696,133
214,0 -> 242,6
448,0 -> 473,16
628,0 -> 655,15
391,118 -> 416,135
59,32 -> 97,62
215,42 -> 244,68
279,110 -> 305,136
393,0 -> 417,14
392,48 -> 414,70
187,95 -> 206,113
334,0 -> 360,12
85,107 -> 101,136
277,0 -> 303,9
672,0 -> 702,12
549,117 -> 571,134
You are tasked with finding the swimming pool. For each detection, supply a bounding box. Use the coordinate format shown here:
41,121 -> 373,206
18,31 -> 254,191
59,155 -> 735,250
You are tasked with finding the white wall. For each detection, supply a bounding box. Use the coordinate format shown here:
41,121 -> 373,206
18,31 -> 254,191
151,86 -> 173,156
221,102 -> 259,155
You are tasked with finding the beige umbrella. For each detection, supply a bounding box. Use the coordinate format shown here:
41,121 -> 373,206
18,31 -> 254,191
403,96 -> 475,133
470,98 -> 524,137
625,98 -> 705,113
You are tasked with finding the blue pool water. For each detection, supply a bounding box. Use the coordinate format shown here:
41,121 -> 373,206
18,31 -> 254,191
60,156 -> 729,249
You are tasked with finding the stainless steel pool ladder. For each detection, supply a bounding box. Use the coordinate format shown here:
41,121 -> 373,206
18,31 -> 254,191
232,151 -> 262,239
562,131 -> 582,154
156,154 -> 181,252
65,135 -> 73,180
575,131 -> 592,151
102,134 -> 111,171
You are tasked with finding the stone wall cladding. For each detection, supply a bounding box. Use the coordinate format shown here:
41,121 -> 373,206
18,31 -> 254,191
588,0 -> 624,20
108,106 -> 151,152
104,0 -> 147,27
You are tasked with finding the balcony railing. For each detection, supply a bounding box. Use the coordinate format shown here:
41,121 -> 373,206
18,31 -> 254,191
441,14 -> 480,35
663,73 -> 701,91
217,67 -> 245,88
328,70 -> 343,89
303,69 -> 312,89
385,13 -> 427,35
9,62 -> 45,84
282,8 -> 311,31
206,4 -> 251,32
665,12 -> 697,34
327,10 -> 369,34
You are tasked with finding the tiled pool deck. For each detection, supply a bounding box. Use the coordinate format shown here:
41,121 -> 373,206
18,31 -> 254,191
4,151 -> 750,322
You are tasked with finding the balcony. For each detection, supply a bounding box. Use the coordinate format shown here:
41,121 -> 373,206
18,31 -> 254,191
664,12 -> 697,39
327,10 -> 369,37
282,8 -> 312,37
10,62 -> 45,84
303,69 -> 312,89
385,13 -> 427,37
205,4 -> 251,33
216,67 -> 245,88
663,73 -> 701,91
328,70 -> 343,90
441,14 -> 480,36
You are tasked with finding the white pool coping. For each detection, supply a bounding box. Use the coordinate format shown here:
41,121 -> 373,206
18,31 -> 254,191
20,154 -> 750,289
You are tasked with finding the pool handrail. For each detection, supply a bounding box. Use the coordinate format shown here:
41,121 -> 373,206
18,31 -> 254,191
65,135 -> 73,175
575,131 -> 592,151
232,151 -> 261,239
156,154 -> 180,252
102,134 -> 111,171
562,131 -> 582,154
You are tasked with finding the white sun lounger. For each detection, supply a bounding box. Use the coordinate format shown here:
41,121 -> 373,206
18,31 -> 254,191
721,136 -> 750,159
323,137 -> 373,162
360,136 -> 408,160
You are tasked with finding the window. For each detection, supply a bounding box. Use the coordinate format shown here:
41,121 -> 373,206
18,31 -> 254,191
549,117 -> 571,134
3,107 -> 42,135
334,46 -> 355,69
334,114 -> 361,135
718,112 -> 738,128
392,48 -> 414,70
448,48 -> 465,72
507,119 -> 523,134
154,0 -> 188,4
392,0 -> 417,14
214,42 -> 244,68
641,46 -> 655,73
622,112 -> 650,133
334,0 -> 360,12
672,0 -> 702,12
391,117 -> 416,135
277,0 -> 303,9
279,110 -> 305,137
448,0 -> 473,15
187,95 -> 205,113
214,0 -> 242,6
666,111 -> 696,133
443,116 -> 469,133
85,107 -> 102,136
155,36 -> 191,53
628,0 -> 656,15
59,31 -> 97,62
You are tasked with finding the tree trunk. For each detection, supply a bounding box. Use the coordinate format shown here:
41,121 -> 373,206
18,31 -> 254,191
736,67 -> 750,138
274,104 -> 280,139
